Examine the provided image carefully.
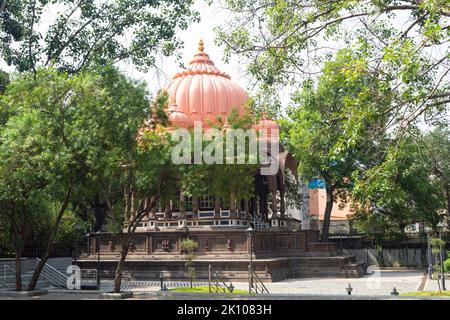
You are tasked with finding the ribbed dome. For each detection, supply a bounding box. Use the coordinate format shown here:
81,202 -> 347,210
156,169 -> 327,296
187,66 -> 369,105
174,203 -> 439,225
167,40 -> 248,125
253,112 -> 279,140
168,102 -> 190,129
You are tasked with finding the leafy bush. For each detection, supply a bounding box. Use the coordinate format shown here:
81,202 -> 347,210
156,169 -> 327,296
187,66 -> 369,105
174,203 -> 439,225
444,259 -> 450,273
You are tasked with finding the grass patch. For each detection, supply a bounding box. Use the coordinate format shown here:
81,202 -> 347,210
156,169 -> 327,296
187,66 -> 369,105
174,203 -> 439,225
401,291 -> 450,297
170,286 -> 249,294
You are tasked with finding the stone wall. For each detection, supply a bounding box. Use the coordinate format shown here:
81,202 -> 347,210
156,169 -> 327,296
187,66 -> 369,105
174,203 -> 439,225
89,229 -> 313,260
341,248 -> 429,268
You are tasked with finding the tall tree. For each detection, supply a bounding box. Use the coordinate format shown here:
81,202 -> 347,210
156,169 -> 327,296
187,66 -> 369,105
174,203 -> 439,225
216,0 -> 450,138
422,126 -> 450,223
352,131 -> 445,235
0,66 -> 151,290
282,49 -> 390,241
0,74 -> 75,290
0,0 -> 199,73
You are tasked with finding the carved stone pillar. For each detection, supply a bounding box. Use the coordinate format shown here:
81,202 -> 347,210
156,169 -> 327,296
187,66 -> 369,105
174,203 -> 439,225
179,188 -> 186,219
268,175 -> 278,219
279,186 -> 286,219
192,196 -> 199,218
214,196 -> 221,218
244,199 -> 250,219
164,200 -> 171,219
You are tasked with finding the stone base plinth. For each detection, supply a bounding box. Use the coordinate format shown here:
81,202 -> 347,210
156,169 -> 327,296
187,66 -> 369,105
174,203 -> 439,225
78,228 -> 365,282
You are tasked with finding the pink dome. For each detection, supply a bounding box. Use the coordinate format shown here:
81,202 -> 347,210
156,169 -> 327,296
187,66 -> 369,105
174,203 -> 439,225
167,40 -> 248,125
253,112 -> 279,140
168,103 -> 190,129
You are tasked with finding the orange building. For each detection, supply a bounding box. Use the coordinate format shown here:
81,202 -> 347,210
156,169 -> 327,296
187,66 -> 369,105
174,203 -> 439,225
308,181 -> 356,233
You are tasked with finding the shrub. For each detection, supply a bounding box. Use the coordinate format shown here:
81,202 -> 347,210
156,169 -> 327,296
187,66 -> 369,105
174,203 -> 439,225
444,259 -> 450,273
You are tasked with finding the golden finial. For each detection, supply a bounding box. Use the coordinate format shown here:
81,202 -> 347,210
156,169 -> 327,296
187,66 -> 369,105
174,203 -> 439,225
222,120 -> 231,131
198,39 -> 204,52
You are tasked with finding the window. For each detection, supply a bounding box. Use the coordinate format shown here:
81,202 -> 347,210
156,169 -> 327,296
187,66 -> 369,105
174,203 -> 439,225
199,195 -> 214,210
185,196 -> 193,211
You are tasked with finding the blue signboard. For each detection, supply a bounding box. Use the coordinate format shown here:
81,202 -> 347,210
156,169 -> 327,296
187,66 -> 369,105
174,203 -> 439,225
308,179 -> 325,189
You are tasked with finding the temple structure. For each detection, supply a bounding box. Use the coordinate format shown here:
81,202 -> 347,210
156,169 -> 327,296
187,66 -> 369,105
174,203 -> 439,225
78,41 -> 365,281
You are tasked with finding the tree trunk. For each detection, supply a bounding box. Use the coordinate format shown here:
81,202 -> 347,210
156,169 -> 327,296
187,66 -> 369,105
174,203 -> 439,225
230,191 -> 237,218
112,183 -> 160,293
446,184 -> 450,227
15,250 -> 22,291
27,184 -> 72,291
113,234 -> 130,293
10,201 -> 22,291
113,209 -> 149,293
321,185 -> 334,242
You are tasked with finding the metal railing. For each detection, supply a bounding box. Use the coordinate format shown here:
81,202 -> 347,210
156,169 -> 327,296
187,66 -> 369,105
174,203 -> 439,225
249,267 -> 269,294
208,265 -> 235,293
80,269 -> 98,290
1,264 -> 16,289
33,258 -> 68,288
0,258 -> 68,290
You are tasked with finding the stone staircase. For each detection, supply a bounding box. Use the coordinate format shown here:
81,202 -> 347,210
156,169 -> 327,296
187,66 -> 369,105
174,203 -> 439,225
292,255 -> 366,278
0,258 -> 68,290
78,254 -> 366,283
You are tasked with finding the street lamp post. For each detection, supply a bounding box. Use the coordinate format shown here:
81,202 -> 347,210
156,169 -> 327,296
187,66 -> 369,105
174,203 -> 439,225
437,222 -> 446,291
160,271 -> 164,291
246,226 -> 254,294
74,224 -> 83,265
425,226 -> 433,279
96,231 -> 101,290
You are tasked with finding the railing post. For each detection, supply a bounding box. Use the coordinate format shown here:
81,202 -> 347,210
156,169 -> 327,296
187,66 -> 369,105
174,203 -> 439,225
248,264 -> 252,294
215,272 -> 219,293
208,264 -> 211,293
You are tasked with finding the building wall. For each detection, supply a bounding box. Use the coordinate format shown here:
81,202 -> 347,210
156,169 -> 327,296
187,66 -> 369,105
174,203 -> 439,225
308,182 -> 355,234
285,179 -> 356,233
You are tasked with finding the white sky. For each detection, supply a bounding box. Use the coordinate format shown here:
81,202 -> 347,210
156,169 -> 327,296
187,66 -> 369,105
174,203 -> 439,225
117,0 -> 250,96
1,1 -> 447,127
0,0 -> 249,96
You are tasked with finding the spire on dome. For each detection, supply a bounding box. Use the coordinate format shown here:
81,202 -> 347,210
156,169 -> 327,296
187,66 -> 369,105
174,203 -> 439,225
222,120 -> 231,131
198,39 -> 204,52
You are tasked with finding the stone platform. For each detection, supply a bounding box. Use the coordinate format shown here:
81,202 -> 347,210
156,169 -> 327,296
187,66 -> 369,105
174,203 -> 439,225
77,228 -> 365,281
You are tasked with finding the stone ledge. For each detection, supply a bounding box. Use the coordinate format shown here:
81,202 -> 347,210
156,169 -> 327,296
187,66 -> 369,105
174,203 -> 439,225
0,289 -> 48,297
102,291 -> 133,299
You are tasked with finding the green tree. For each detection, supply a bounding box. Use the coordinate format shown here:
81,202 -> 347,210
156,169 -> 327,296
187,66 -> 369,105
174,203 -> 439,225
0,72 -> 76,290
181,110 -> 258,218
282,49 -> 390,241
0,0 -> 199,73
216,0 -> 450,141
180,238 -> 199,288
352,133 -> 444,235
0,70 -> 9,94
0,66 -> 153,291
422,126 -> 450,223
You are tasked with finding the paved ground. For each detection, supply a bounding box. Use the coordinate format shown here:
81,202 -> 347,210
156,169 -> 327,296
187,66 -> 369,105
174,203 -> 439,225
98,270 -> 426,296
423,274 -> 449,292
1,270 -> 441,299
